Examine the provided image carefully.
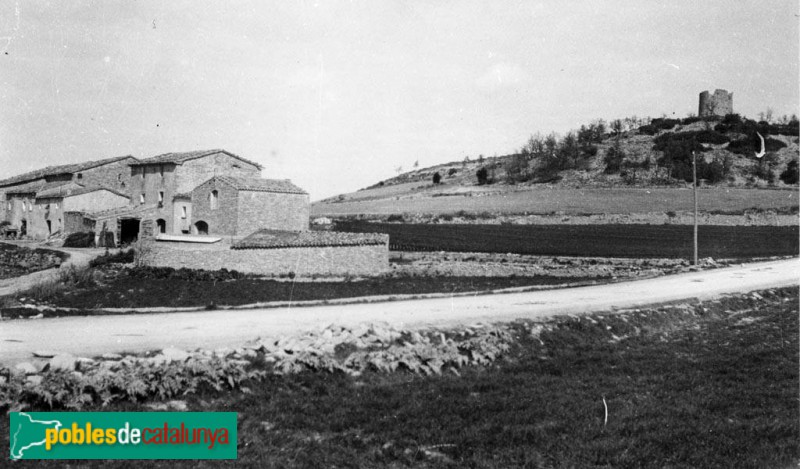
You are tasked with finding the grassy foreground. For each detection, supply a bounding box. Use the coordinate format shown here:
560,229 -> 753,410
3,287 -> 797,468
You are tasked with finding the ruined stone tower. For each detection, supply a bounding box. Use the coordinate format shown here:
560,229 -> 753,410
698,89 -> 733,117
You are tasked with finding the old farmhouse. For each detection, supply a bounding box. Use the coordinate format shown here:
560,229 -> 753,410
0,156 -> 137,238
1,149 -> 389,276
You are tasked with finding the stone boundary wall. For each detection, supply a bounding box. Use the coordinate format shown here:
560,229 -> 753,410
146,241 -> 389,276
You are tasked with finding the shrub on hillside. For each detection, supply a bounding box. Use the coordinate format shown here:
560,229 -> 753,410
603,147 -> 625,174
432,172 -> 442,184
780,160 -> 799,185
726,135 -> 787,156
653,131 -> 728,152
63,232 -> 95,248
447,168 -> 458,177
714,114 -> 799,137
476,167 -> 489,185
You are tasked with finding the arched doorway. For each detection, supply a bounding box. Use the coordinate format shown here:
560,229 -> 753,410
156,219 -> 166,234
194,220 -> 208,235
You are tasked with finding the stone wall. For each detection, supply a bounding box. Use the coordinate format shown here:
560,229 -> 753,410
75,157 -> 137,193
191,178 -> 240,235
5,194 -> 35,235
172,198 -> 193,234
27,191 -> 128,239
129,164 -> 177,233
64,212 -> 94,234
174,152 -> 261,195
147,241 -> 389,276
699,89 -> 733,117
237,191 -> 309,235
191,180 -> 309,236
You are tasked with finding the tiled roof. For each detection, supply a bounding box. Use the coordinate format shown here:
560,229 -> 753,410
232,229 -> 388,250
0,155 -> 136,187
214,175 -> 307,194
5,180 -> 50,195
35,183 -> 129,199
131,149 -> 263,170
85,203 -> 159,220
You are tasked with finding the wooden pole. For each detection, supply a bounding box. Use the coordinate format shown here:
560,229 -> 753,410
692,150 -> 698,266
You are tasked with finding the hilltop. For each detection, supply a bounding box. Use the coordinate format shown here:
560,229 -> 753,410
312,114 -> 799,220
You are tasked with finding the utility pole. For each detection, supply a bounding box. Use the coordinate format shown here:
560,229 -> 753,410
692,150 -> 698,266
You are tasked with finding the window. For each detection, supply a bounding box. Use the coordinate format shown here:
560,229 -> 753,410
22,201 -> 26,211
29,203 -> 32,212
158,191 -> 164,205
77,173 -> 83,179
55,202 -> 59,209
140,193 -> 145,204
210,190 -> 218,210
181,206 -> 187,219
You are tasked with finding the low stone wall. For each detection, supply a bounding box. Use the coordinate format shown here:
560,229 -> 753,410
146,240 -> 389,276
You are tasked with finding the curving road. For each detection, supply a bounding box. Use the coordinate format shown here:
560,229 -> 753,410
1,258 -> 797,366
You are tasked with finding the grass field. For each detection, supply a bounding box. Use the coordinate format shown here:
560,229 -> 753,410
312,187 -> 799,217
336,222 -> 800,258
3,287 -> 796,467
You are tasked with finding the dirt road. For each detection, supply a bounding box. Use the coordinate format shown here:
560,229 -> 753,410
1,258 -> 797,366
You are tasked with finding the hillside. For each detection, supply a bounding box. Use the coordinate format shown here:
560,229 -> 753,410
313,115 -> 799,219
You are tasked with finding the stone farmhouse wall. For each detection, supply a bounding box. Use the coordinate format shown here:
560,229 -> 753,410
190,178 -> 240,235
75,157 -> 136,193
4,193 -> 35,234
237,191 -> 309,235
191,179 -> 309,236
129,153 -> 262,235
172,196 -> 193,234
128,164 -> 178,233
147,241 -> 389,276
174,152 -> 261,195
27,191 -> 128,239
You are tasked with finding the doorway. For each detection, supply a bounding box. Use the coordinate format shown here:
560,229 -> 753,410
20,219 -> 26,237
46,220 -> 52,234
120,218 -> 140,245
156,219 -> 166,234
194,220 -> 208,235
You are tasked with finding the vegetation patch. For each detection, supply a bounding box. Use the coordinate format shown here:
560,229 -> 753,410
6,267 -> 600,312
336,221 -> 800,258
0,242 -> 68,280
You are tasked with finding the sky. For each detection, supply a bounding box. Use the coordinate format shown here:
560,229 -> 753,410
1,1 -> 798,200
